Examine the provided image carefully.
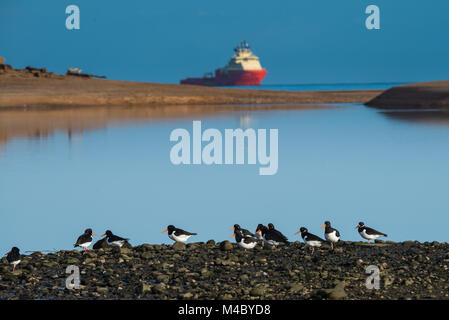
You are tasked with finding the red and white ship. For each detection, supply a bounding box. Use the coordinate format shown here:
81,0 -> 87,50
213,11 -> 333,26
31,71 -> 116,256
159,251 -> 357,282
180,41 -> 267,86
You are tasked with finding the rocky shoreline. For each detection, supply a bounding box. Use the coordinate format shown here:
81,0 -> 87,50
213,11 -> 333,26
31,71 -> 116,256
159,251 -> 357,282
1,240 -> 449,300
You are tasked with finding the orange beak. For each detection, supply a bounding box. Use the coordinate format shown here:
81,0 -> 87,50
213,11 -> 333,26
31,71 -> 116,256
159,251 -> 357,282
320,224 -> 326,230
230,233 -> 236,238
101,233 -> 106,237
162,229 -> 168,233
355,225 -> 360,229
92,232 -> 98,236
229,227 -> 235,231
255,229 -> 261,234
294,230 -> 301,235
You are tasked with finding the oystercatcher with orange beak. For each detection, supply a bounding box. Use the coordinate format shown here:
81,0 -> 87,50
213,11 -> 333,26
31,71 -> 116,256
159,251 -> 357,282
6,247 -> 21,271
231,229 -> 257,250
295,227 -> 325,254
254,224 -> 264,241
162,225 -> 197,243
256,223 -> 288,248
356,222 -> 387,243
102,230 -> 129,247
229,224 -> 255,238
320,221 -> 340,250
74,228 -> 98,250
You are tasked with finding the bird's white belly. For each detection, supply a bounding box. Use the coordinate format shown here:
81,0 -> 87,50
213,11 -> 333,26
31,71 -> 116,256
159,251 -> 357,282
11,260 -> 21,266
169,233 -> 191,243
108,240 -> 125,247
359,230 -> 380,240
79,241 -> 92,248
306,240 -> 322,247
325,231 -> 340,243
238,240 -> 257,250
263,236 -> 279,246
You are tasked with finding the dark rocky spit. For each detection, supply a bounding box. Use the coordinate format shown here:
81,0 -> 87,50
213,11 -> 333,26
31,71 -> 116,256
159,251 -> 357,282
365,80 -> 449,109
1,240 -> 449,300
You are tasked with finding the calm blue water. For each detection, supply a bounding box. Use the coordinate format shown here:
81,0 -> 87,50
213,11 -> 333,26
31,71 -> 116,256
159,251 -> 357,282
1,103 -> 449,254
222,83 -> 408,91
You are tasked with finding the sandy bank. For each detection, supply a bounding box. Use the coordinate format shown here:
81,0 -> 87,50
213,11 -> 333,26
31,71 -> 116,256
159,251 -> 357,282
0,66 -> 381,109
366,80 -> 449,109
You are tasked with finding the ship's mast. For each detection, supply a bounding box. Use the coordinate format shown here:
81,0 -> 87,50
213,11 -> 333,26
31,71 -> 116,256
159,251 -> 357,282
234,40 -> 251,55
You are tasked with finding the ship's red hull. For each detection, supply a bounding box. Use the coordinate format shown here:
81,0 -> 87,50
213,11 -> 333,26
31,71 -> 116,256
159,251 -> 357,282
180,69 -> 267,86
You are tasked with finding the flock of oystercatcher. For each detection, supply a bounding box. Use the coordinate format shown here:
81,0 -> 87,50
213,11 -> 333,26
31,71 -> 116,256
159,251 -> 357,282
4,221 -> 387,271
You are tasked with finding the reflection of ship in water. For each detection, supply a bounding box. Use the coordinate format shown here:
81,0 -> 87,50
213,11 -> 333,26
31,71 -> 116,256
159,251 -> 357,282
67,129 -> 83,147
380,110 -> 449,126
239,113 -> 252,129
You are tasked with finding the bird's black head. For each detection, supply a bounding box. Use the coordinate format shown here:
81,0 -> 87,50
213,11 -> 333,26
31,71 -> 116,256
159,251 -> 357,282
268,223 -> 275,230
256,224 -> 265,232
162,225 -> 176,234
358,222 -> 365,227
294,227 -> 308,236
233,224 -> 241,230
234,229 -> 243,240
320,221 -> 331,231
10,247 -> 20,254
104,230 -> 113,237
83,228 -> 98,237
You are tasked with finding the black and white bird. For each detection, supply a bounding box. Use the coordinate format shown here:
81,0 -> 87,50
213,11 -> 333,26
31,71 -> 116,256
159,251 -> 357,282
6,247 -> 21,271
356,222 -> 387,243
320,221 -> 340,250
101,230 -> 129,247
232,229 -> 258,250
256,223 -> 288,248
267,223 -> 276,230
267,223 -> 289,243
295,227 -> 325,254
162,225 -> 197,243
74,228 -> 98,250
229,224 -> 255,238
254,224 -> 264,241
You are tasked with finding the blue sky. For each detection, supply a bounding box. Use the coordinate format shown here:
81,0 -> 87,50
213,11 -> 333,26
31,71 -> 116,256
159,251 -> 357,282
1,0 -> 449,84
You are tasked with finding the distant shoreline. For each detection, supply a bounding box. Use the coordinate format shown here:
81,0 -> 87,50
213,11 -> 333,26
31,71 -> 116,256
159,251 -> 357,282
2,64 -> 447,111
0,65 -> 382,110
